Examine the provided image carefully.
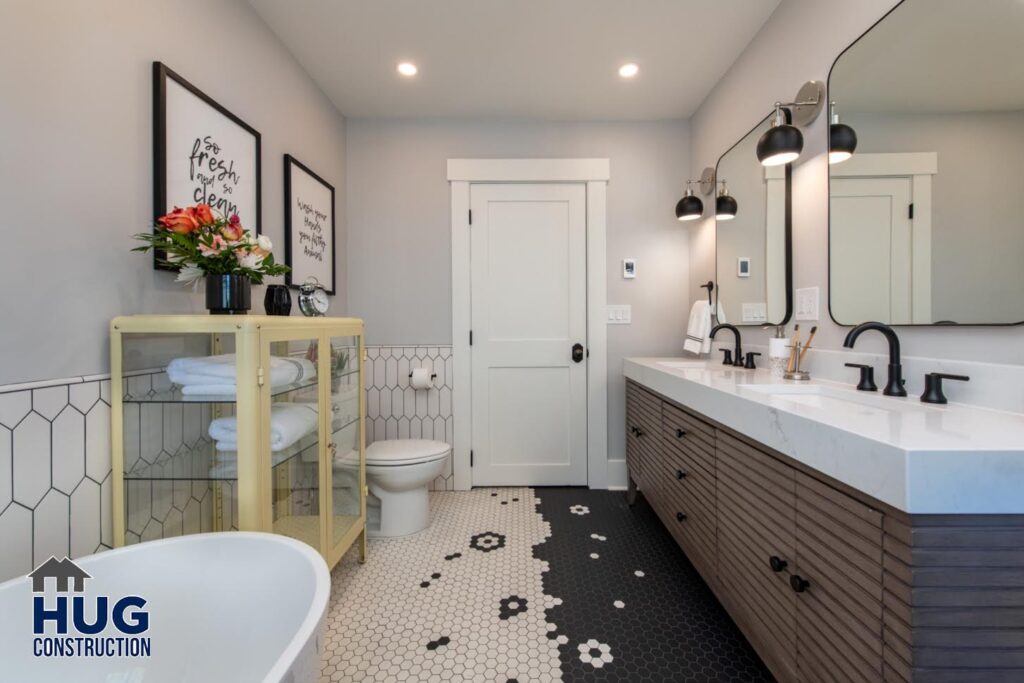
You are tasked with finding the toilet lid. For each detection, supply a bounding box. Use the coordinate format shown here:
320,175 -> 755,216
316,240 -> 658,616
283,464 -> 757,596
365,439 -> 450,466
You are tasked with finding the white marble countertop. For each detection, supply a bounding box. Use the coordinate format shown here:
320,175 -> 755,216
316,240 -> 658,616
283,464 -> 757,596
624,358 -> 1024,514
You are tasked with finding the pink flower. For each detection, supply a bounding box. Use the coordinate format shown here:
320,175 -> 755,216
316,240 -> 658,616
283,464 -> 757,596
199,234 -> 227,257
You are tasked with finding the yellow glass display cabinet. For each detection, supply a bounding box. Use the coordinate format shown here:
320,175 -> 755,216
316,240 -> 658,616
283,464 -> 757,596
110,315 -> 366,569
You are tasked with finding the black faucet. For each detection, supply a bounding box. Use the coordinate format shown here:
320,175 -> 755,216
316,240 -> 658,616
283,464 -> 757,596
842,322 -> 907,397
710,324 -> 744,367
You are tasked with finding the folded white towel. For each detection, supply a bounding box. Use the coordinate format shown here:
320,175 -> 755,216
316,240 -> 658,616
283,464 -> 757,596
683,301 -> 713,355
210,403 -> 319,452
167,354 -> 316,396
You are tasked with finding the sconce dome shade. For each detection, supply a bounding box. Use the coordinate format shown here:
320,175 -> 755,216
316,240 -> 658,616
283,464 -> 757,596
675,194 -> 703,221
829,122 -> 858,164
716,194 -> 738,221
757,124 -> 803,167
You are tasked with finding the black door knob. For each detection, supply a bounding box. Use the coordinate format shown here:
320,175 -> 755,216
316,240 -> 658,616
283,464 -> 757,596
676,512 -> 687,522
675,469 -> 687,480
790,575 -> 810,593
675,428 -> 687,438
769,556 -> 788,573
572,343 -> 584,363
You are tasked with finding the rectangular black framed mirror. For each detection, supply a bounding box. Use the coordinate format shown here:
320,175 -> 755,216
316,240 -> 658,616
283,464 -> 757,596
828,0 -> 1024,326
715,112 -> 793,326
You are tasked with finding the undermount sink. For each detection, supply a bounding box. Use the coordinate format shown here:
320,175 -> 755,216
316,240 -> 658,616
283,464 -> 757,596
738,382 -> 927,413
657,360 -> 710,370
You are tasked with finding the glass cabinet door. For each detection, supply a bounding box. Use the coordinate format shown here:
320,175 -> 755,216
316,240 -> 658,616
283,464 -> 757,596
265,336 -> 322,551
118,331 -> 240,545
327,334 -> 363,556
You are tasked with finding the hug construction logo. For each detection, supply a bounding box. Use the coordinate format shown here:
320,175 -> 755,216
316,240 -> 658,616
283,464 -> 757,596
29,556 -> 152,658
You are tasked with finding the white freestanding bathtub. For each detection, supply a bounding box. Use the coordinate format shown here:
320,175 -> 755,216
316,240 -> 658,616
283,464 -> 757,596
0,532 -> 330,683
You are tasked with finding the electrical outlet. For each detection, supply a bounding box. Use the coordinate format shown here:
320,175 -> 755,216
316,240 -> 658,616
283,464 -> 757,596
795,286 -> 820,321
607,305 -> 631,324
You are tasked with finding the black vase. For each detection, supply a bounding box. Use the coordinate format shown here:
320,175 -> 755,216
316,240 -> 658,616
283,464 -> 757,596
205,274 -> 251,315
264,284 -> 292,316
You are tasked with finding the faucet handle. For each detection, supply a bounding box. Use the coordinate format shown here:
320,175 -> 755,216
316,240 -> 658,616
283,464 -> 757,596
744,352 -> 761,370
844,363 -> 878,392
921,373 -> 969,405
719,348 -> 733,366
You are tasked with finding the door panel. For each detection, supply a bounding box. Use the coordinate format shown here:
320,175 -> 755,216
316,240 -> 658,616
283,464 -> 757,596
471,184 -> 587,486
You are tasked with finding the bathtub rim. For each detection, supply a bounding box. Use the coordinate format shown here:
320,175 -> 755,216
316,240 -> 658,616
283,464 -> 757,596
0,531 -> 331,683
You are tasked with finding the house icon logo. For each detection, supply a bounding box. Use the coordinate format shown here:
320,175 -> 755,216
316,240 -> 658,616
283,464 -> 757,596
28,556 -> 91,593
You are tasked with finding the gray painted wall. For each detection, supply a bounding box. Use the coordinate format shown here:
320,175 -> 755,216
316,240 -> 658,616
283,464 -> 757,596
0,0 -> 348,385
345,119 -> 691,470
843,111 -> 1024,324
688,0 -> 1024,366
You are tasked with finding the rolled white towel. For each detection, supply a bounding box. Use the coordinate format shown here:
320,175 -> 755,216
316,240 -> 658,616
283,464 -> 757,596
210,403 -> 319,452
168,354 -> 316,396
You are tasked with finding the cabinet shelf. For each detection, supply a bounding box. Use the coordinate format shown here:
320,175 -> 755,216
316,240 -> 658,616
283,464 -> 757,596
121,367 -> 359,404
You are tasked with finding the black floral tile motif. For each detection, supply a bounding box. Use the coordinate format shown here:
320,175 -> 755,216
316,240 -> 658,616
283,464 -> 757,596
425,636 -> 450,651
534,488 -> 774,682
470,531 -> 506,553
499,595 -> 529,620
444,552 -> 462,561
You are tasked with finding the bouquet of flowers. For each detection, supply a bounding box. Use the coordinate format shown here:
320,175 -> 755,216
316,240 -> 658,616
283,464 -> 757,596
133,204 -> 289,285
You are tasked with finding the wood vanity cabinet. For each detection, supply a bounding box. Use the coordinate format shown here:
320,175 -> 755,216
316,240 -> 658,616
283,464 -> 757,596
625,379 -> 1024,683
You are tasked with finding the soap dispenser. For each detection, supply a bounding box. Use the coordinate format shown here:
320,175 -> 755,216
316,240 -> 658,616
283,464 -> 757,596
767,325 -> 788,378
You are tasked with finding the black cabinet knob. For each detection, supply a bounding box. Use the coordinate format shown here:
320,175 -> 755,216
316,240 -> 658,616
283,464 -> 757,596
675,428 -> 687,438
769,556 -> 788,573
635,428 -> 644,437
675,469 -> 687,480
676,511 -> 687,522
790,575 -> 810,593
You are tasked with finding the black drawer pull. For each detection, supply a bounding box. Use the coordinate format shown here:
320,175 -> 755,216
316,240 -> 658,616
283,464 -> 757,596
675,469 -> 687,480
629,425 -> 637,435
790,575 -> 810,593
676,511 -> 687,522
635,428 -> 644,437
769,556 -> 788,573
675,428 -> 687,438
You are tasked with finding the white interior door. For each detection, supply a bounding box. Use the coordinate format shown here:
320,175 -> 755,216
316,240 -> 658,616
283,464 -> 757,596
470,183 -> 587,486
831,176 -> 913,324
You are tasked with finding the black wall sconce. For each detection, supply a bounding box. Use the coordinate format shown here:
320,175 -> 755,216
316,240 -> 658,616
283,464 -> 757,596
715,180 -> 737,221
675,167 -> 716,222
756,81 -> 825,167
829,101 -> 858,164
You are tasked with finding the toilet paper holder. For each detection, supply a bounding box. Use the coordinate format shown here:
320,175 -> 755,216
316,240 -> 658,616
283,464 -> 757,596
408,371 -> 437,380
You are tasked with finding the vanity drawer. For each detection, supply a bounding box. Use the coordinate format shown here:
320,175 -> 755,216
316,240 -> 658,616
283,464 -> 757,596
793,471 -> 884,683
626,382 -> 663,493
658,445 -> 716,557
663,401 -> 715,444
716,432 -> 798,681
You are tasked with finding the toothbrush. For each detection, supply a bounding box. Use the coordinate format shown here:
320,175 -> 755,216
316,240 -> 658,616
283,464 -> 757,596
798,326 -> 818,365
786,324 -> 801,373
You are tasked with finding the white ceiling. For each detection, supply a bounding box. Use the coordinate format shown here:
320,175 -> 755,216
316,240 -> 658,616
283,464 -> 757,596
832,0 -> 1024,114
247,0 -> 781,120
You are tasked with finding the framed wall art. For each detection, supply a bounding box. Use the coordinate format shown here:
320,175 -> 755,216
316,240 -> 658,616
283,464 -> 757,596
284,154 -> 336,294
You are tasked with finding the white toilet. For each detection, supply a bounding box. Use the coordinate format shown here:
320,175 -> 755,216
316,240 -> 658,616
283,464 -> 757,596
334,439 -> 450,537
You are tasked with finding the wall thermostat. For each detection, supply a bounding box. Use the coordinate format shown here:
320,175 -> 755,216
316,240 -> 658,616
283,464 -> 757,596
623,258 -> 636,279
737,257 -> 751,278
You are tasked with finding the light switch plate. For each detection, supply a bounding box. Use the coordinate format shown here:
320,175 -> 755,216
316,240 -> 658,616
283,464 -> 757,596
795,286 -> 820,321
741,303 -> 767,323
607,305 -> 631,324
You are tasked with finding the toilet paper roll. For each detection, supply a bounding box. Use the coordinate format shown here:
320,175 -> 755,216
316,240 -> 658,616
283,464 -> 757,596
410,367 -> 434,390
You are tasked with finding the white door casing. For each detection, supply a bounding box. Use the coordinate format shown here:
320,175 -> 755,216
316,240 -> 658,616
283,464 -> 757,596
448,159 -> 610,491
470,184 -> 587,486
831,152 -> 936,324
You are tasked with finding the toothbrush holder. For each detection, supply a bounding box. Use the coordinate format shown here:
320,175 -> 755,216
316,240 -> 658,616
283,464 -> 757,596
784,342 -> 810,381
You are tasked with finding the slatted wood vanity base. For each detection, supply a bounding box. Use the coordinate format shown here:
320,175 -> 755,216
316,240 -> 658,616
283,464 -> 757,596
625,378 -> 1024,683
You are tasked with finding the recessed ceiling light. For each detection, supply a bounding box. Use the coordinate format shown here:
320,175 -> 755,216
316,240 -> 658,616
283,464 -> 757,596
618,63 -> 640,79
397,62 -> 418,77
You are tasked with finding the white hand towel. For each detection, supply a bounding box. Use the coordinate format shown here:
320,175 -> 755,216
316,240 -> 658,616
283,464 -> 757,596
683,301 -> 712,355
209,403 -> 319,452
168,354 -> 316,396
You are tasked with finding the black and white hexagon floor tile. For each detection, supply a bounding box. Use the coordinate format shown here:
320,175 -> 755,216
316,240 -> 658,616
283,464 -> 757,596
321,488 -> 774,682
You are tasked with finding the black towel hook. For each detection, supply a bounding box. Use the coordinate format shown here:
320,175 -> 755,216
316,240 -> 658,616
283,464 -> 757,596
699,281 -> 714,307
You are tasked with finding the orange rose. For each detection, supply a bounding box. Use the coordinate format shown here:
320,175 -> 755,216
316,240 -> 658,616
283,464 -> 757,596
194,204 -> 216,226
157,207 -> 199,234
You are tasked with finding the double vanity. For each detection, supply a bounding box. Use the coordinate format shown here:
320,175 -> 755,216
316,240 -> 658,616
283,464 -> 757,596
625,358 -> 1024,683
